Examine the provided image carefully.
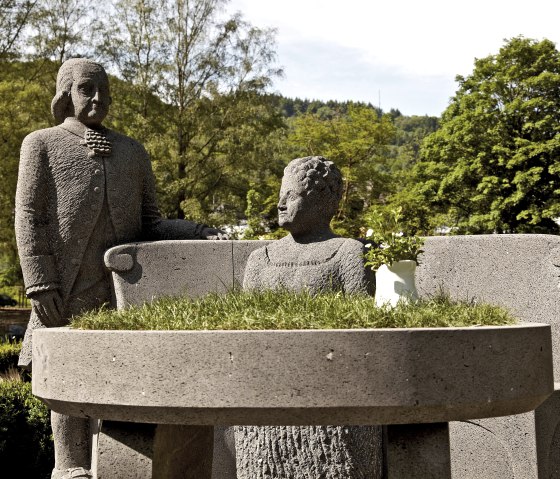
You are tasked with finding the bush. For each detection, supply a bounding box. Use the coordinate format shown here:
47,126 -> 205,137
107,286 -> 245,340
0,341 -> 21,375
0,379 -> 53,478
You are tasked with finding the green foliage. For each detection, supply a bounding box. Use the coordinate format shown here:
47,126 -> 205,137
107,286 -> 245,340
72,289 -> 516,331
0,60 -> 54,286
363,207 -> 424,270
288,104 -> 396,236
0,379 -> 53,478
99,0 -> 286,225
417,37 -> 560,234
0,0 -> 36,59
0,0 -> 444,285
0,341 -> 21,374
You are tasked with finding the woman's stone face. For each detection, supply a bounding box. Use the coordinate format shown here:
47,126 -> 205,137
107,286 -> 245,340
277,172 -> 323,233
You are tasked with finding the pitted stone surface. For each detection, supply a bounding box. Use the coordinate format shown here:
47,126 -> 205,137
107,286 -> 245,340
417,234 -> 560,377
16,58 -> 223,478
105,240 -> 234,308
238,157 -> 378,478
387,423 -> 451,479
32,325 -> 553,424
416,235 -> 560,478
235,425 -> 382,479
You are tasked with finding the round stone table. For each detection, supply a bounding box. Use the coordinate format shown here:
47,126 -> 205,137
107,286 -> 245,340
32,323 -> 553,478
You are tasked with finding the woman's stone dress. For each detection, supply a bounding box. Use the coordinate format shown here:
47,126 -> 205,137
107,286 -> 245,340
235,236 -> 382,479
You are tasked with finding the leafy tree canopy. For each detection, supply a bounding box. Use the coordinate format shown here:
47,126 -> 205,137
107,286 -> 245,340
419,36 -> 560,234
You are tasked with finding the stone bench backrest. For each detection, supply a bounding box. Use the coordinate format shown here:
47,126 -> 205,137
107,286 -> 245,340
105,235 -> 560,378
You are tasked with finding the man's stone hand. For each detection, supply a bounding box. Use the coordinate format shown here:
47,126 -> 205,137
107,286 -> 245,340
31,290 -> 65,327
200,227 -> 229,240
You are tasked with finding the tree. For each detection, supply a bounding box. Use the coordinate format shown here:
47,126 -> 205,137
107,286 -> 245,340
0,61 -> 53,285
288,104 -> 395,235
419,37 -> 560,234
28,0 -> 93,65
97,0 -> 166,119
99,0 -> 284,224
0,0 -> 37,59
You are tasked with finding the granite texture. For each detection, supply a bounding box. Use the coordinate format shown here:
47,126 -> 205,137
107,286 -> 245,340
32,325 -> 552,424
94,421 -> 154,479
31,233 -> 560,477
15,58 -> 222,478
103,239 -> 266,478
417,234 -> 560,376
386,423 -> 451,479
416,234 -> 560,477
238,156 -> 378,479
105,240 -> 234,308
242,236 -> 370,294
536,385 -> 560,479
211,425 -> 236,479
235,425 -> 382,479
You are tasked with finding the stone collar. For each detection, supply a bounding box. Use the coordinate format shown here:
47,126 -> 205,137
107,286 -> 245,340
58,117 -> 110,139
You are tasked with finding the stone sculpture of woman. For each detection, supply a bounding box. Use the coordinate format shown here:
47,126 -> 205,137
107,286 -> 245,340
235,156 -> 382,478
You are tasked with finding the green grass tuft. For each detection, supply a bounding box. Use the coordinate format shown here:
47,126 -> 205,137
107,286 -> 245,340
71,290 -> 516,331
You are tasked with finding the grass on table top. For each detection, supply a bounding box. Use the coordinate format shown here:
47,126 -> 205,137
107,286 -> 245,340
71,290 -> 517,331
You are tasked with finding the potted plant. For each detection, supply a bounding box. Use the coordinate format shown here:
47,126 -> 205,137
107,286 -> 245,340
363,207 -> 424,307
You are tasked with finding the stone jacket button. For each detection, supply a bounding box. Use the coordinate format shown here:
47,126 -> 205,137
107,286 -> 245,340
94,186 -> 101,193
71,258 -> 80,265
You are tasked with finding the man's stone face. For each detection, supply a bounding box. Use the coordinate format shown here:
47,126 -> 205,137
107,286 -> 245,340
70,64 -> 110,127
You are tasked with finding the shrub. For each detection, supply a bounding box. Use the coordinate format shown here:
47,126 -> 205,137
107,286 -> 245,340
0,341 -> 21,375
0,379 -> 53,478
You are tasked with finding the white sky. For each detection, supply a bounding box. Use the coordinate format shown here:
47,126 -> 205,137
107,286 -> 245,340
227,0 -> 560,116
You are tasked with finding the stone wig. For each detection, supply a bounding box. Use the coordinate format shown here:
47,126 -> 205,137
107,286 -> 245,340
51,58 -> 110,125
284,156 -> 343,215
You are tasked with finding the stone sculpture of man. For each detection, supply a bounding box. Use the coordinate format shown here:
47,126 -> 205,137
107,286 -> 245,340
235,156 -> 382,478
15,58 -> 225,479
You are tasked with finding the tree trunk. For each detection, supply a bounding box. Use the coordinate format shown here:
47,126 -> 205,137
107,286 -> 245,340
234,425 -> 383,479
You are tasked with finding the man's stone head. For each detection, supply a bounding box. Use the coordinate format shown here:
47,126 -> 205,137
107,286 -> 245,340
51,58 -> 111,127
278,156 -> 343,233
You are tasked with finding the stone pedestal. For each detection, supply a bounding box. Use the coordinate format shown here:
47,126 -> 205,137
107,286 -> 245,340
387,423 -> 451,479
33,324 -> 553,478
93,421 -> 213,479
32,236 -> 560,477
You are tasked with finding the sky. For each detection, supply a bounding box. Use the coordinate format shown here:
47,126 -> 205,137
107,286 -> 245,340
226,0 -> 560,116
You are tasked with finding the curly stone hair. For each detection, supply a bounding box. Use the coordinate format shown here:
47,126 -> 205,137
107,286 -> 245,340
51,58 -> 109,125
284,156 -> 343,213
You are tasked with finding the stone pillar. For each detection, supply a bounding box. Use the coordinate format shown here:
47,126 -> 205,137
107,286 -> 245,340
94,421 -> 154,479
386,423 -> 451,479
153,425 -> 214,479
93,421 -> 214,479
211,426 -> 236,479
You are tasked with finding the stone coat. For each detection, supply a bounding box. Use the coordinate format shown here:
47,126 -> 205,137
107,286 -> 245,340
15,118 -> 201,367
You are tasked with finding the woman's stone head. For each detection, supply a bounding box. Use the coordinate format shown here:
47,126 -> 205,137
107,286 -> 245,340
278,156 -> 343,234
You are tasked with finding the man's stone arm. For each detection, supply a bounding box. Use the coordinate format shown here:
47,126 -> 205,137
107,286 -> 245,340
15,133 -> 61,296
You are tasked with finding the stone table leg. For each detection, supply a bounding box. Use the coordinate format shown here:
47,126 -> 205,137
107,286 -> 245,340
94,421 -> 155,479
153,425 -> 214,479
386,423 -> 451,479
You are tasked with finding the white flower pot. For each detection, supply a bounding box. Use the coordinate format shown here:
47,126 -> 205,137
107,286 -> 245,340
374,260 -> 419,307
